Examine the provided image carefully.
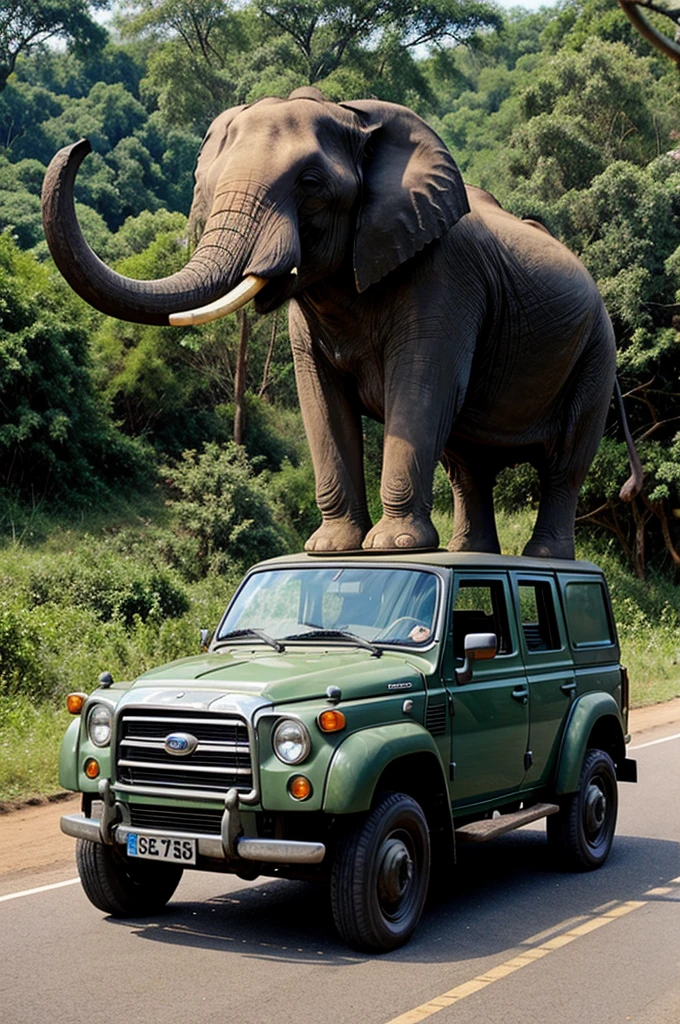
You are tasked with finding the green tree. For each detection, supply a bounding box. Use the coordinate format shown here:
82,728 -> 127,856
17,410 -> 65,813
258,0 -> 501,85
0,232 -> 146,502
0,0 -> 109,91
163,441 -> 286,578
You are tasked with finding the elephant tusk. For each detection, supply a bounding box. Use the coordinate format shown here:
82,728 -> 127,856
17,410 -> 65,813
169,275 -> 268,326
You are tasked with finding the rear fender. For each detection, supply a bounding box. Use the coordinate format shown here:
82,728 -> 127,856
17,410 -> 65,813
555,692 -> 625,795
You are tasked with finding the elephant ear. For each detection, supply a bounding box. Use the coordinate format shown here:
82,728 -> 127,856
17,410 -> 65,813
340,99 -> 469,293
189,104 -> 250,243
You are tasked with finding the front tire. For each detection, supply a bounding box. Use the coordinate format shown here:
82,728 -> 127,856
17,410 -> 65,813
331,792 -> 430,952
547,749 -> 618,870
76,839 -> 183,916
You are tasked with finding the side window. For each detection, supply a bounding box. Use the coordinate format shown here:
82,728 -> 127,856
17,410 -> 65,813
453,581 -> 511,658
518,581 -> 561,652
565,582 -> 613,646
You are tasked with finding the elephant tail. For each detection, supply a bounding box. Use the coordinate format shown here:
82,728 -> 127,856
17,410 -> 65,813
615,379 -> 644,502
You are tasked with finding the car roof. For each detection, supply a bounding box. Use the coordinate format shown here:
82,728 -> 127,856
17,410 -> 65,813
254,550 -> 603,574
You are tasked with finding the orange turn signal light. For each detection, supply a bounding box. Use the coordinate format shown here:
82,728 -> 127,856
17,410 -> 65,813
288,775 -> 312,800
318,710 -> 346,733
84,758 -> 100,779
67,692 -> 87,715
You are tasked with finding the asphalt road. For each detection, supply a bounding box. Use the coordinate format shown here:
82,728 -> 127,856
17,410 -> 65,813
1,721 -> 679,1024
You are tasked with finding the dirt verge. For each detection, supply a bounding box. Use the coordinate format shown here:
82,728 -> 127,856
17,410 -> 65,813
1,697 -> 679,884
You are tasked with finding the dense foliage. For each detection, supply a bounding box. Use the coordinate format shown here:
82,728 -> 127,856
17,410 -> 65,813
2,0 -> 680,585
4,0 -> 680,799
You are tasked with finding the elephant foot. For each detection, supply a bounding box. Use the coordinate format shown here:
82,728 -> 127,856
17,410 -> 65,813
305,518 -> 369,553
362,515 -> 439,552
448,532 -> 501,554
523,535 -> 575,560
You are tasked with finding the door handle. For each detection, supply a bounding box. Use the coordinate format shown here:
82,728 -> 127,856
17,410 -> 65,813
560,682 -> 577,696
511,687 -> 529,705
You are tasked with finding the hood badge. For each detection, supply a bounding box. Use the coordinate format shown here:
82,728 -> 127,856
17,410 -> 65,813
164,732 -> 199,756
175,692 -> 185,699
388,681 -> 412,691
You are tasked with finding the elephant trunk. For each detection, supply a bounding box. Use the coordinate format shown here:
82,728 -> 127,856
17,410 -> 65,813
617,1 -> 680,65
42,139 -> 299,326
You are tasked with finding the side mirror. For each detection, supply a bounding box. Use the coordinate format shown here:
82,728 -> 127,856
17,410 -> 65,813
456,632 -> 497,684
200,628 -> 212,650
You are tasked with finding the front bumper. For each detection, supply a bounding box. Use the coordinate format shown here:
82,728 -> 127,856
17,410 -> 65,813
61,783 -> 325,866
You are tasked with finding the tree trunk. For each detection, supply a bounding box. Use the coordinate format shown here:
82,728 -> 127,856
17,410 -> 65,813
233,309 -> 248,445
258,310 -> 279,401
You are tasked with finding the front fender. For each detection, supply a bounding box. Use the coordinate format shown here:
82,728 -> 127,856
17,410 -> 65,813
555,692 -> 624,795
59,718 -> 82,791
323,722 -> 444,813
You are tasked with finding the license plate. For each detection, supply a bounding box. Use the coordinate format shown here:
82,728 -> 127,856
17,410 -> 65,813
127,833 -> 197,865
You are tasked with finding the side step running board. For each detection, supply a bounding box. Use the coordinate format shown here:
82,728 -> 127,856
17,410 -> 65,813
455,802 -> 559,843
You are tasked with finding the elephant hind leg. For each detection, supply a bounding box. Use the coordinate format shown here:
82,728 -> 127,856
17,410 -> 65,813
524,324 -> 616,560
522,478 -> 579,560
445,448 -> 501,554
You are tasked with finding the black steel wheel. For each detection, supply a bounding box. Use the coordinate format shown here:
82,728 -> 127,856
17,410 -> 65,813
547,748 -> 618,871
331,792 -> 431,952
76,839 -> 183,916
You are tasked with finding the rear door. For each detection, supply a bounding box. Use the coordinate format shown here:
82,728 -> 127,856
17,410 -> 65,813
448,573 -> 530,807
510,573 -> 575,788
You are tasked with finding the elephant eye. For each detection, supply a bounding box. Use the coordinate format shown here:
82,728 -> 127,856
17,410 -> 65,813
299,171 -> 326,194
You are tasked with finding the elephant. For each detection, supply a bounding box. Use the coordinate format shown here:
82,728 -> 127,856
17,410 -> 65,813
42,86 -> 642,559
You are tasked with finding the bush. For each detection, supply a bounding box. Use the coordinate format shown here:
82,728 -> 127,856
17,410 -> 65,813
0,232 -> 149,505
28,547 -> 189,626
0,600 -> 51,698
163,442 -> 287,579
264,458 -> 320,547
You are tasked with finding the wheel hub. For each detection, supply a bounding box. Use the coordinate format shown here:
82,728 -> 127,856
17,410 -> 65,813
584,781 -> 607,835
377,837 -> 413,906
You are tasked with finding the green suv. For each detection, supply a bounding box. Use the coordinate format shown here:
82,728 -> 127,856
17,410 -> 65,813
60,551 -> 637,952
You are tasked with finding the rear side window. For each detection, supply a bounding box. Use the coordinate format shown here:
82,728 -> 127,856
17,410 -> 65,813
518,581 -> 561,652
453,581 -> 511,657
565,582 -> 613,646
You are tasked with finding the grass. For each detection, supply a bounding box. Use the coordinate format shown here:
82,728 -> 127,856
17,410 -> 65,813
1,503 -> 679,803
0,698 -> 71,803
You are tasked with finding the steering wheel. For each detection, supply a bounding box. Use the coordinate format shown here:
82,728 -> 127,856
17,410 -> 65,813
375,617 -> 429,642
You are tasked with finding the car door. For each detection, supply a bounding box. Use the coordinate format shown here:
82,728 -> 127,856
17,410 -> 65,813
511,572 -> 575,789
447,573 -> 530,807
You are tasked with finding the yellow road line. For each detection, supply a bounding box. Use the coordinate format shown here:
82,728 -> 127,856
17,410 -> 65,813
385,900 -> 647,1024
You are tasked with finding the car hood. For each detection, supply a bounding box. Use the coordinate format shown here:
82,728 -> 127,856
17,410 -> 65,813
128,646 -> 431,707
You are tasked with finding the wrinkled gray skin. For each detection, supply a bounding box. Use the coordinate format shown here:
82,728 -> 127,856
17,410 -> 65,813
42,88 -> 635,559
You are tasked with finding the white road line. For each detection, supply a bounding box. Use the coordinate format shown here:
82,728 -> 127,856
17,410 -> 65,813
629,731 -> 680,751
0,728 -> 675,906
0,878 -> 79,903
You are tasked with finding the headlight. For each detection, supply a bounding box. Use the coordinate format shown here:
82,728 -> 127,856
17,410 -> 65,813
273,718 -> 311,765
87,704 -> 112,747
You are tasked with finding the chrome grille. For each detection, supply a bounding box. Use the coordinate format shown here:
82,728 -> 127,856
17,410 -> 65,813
116,709 -> 252,796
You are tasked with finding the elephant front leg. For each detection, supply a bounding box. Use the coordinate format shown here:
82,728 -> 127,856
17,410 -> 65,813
291,326 -> 371,552
362,357 -> 460,552
362,436 -> 440,550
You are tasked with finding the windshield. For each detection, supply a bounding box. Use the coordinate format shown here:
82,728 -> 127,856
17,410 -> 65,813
217,567 -> 440,647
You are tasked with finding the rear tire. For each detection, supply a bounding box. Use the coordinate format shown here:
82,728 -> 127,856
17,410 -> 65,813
547,749 -> 618,871
331,792 -> 430,952
76,839 -> 183,916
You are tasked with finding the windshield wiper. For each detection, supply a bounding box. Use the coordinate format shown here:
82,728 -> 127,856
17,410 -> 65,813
282,628 -> 382,658
215,628 -> 285,653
